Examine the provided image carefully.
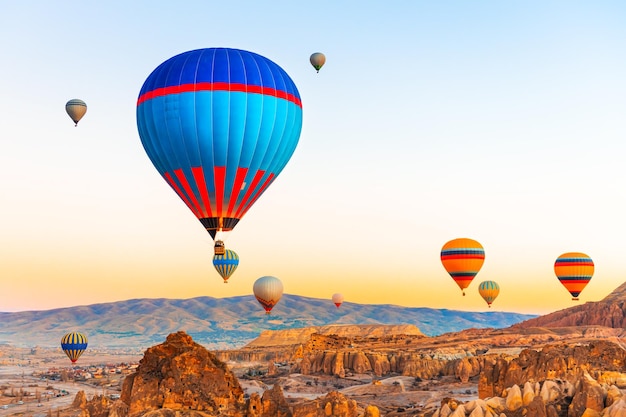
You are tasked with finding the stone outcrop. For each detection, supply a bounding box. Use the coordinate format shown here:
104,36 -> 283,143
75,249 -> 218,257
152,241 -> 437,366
432,372 -> 626,417
120,331 -> 247,416
290,391 -> 358,417
72,332 -> 382,417
247,385 -> 291,417
245,324 -> 424,348
478,340 -> 626,398
428,338 -> 626,417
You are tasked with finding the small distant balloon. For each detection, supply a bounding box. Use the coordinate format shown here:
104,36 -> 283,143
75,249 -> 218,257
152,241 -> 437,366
554,252 -> 594,301
65,99 -> 87,126
309,52 -> 326,73
478,280 -> 500,308
332,293 -> 344,308
61,331 -> 88,363
441,238 -> 485,296
212,249 -> 239,283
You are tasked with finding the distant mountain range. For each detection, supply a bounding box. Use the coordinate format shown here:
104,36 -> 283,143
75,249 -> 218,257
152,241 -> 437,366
0,294 -> 536,350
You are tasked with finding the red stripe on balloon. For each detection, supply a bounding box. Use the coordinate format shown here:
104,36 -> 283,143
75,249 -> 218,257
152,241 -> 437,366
164,172 -> 200,218
137,82 -> 302,108
191,166 -> 212,218
214,166 -> 226,218
227,167 -> 248,217
235,170 -> 266,218
174,169 -> 203,218
240,173 -> 275,218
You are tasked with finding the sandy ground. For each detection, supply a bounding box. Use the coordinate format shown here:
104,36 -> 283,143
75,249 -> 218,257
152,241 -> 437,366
0,346 -> 140,417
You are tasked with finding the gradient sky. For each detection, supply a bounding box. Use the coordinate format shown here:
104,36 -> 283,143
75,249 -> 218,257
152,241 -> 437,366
1,1 -> 626,315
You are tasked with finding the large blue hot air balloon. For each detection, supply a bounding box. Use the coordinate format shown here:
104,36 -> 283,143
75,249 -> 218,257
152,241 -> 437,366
136,48 -> 303,254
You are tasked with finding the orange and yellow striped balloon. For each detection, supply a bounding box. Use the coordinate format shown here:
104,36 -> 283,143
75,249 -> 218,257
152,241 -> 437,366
441,238 -> 485,295
478,280 -> 500,308
554,252 -> 594,301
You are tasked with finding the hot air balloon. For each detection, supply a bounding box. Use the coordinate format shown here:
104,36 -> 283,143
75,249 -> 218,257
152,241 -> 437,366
478,280 -> 500,308
253,276 -> 283,314
309,52 -> 326,73
136,48 -> 303,255
65,99 -> 87,126
61,332 -> 88,363
554,252 -> 594,301
441,238 -> 485,296
332,293 -> 344,308
213,249 -> 239,283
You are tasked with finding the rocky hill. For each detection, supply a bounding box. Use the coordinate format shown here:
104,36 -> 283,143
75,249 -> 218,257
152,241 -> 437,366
512,281 -> 626,329
246,324 -> 424,347
0,294 -> 534,349
71,331 -> 366,417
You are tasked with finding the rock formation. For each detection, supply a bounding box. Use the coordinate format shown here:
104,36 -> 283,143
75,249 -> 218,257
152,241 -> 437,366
245,324 -> 424,348
513,281 -> 626,329
290,391 -> 359,417
121,331 -> 247,416
72,331 -> 378,417
431,370 -> 626,417
478,340 -> 626,398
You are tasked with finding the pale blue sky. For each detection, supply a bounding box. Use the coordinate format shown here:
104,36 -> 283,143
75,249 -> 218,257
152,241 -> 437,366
1,1 -> 626,314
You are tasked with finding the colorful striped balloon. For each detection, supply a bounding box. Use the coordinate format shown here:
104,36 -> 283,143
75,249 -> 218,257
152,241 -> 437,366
478,280 -> 500,308
441,238 -> 485,295
136,48 -> 303,248
61,332 -> 88,363
554,252 -> 594,301
212,249 -> 239,283
253,276 -> 283,315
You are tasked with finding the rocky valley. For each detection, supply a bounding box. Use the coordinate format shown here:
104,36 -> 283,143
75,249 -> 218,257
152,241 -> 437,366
3,283 -> 626,416
7,281 -> 619,416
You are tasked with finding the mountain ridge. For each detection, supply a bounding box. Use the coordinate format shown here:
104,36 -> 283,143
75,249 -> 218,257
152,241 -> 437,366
512,280 -> 626,329
0,294 -> 536,349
